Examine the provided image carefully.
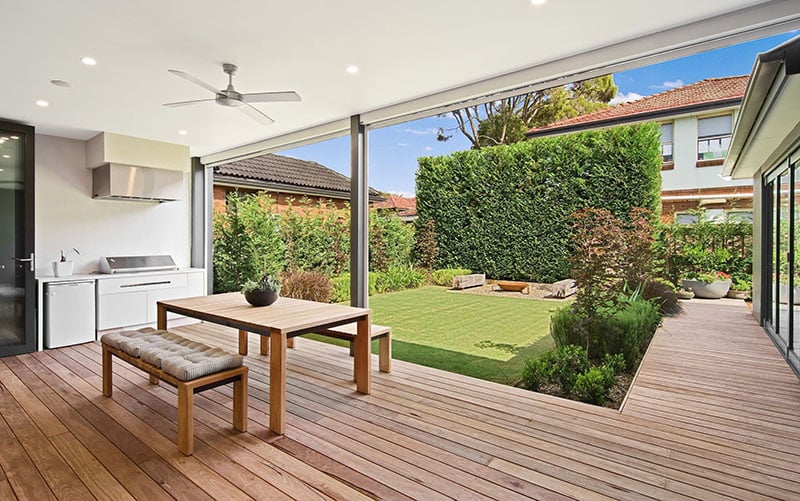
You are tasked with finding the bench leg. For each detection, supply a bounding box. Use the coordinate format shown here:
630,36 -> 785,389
102,345 -> 113,397
149,374 -> 160,386
177,385 -> 194,456
238,330 -> 248,356
379,334 -> 391,373
260,335 -> 269,356
287,337 -> 295,349
233,370 -> 248,432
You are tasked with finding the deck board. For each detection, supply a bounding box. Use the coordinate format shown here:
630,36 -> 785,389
0,298 -> 798,499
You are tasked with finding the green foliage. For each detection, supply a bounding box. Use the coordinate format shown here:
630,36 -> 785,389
642,279 -> 682,316
602,353 -> 626,375
241,274 -> 281,293
417,124 -> 662,282
374,265 -> 425,293
475,105 -> 528,147
280,199 -> 350,276
280,270 -> 333,303
731,276 -> 752,291
521,357 -> 552,392
655,214 -> 752,284
430,268 -> 472,286
370,210 -> 415,272
413,218 -> 439,269
572,366 -> 615,405
548,345 -> 590,394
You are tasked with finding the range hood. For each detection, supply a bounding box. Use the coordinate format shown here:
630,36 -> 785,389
92,163 -> 183,202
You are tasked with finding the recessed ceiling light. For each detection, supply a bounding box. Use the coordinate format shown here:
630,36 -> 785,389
0,169 -> 4,172
36,100 -> 49,107
1,155 -> 9,159
178,130 -> 188,136
346,65 -> 359,74
81,56 -> 97,66
531,0 -> 546,5
10,136 -> 18,140
51,79 -> 71,88
0,137 -> 7,141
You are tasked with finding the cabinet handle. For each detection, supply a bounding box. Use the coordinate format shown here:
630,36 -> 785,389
120,281 -> 172,288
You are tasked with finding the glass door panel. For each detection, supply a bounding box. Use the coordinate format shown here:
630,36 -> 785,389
0,123 -> 35,356
777,170 -> 791,346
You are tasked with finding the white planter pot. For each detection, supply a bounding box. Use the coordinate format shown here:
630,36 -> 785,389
53,261 -> 74,277
681,279 -> 731,299
778,284 -> 800,305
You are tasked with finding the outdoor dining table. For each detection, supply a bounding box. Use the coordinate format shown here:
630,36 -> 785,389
156,292 -> 372,435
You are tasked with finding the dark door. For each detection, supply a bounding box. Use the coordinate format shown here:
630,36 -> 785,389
0,121 -> 35,357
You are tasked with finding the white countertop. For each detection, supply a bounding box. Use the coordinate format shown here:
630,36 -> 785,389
37,267 -> 206,284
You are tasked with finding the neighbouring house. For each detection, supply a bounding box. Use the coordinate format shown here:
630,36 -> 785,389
213,153 -> 383,213
724,34 -> 800,376
527,76 -> 753,223
373,195 -> 417,222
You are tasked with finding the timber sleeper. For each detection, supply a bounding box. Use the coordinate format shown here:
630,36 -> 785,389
101,328 -> 248,456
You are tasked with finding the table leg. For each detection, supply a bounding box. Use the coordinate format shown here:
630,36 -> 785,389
238,330 -> 248,356
269,328 -> 286,434
157,303 -> 167,330
260,335 -> 269,356
354,314 -> 371,394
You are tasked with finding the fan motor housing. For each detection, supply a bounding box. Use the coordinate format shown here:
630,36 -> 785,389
215,90 -> 244,107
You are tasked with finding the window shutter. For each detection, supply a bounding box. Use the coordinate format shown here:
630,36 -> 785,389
698,115 -> 732,138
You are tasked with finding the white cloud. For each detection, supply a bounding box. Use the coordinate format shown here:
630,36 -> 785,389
404,127 -> 438,136
609,92 -> 643,105
424,146 -> 433,151
398,142 -> 408,147
649,79 -> 684,91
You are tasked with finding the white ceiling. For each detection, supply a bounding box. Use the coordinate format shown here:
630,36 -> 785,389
1,0 -> 797,158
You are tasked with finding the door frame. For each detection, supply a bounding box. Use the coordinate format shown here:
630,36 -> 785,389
0,120 -> 35,356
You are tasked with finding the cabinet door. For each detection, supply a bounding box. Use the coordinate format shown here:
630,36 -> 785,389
146,287 -> 188,323
97,291 -> 147,330
186,272 -> 205,297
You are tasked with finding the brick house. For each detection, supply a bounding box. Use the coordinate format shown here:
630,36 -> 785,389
373,195 -> 417,222
213,153 -> 382,213
527,76 -> 753,222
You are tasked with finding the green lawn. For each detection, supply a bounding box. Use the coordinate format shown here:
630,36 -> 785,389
305,286 -> 560,384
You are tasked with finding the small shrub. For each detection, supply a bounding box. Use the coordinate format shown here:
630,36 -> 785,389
521,357 -> 552,391
280,270 -> 333,303
572,366 -> 615,405
431,268 -> 472,286
549,306 -> 584,349
414,218 -> 439,269
550,345 -> 590,394
375,265 -> 425,293
643,279 -> 682,316
603,299 -> 661,369
331,273 -> 379,303
601,353 -> 626,375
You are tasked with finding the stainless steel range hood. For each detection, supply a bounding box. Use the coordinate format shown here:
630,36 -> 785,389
92,163 -> 183,202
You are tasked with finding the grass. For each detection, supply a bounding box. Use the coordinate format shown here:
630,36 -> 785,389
304,286 -> 559,385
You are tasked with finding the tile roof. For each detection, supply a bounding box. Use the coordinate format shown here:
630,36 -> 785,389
213,153 -> 380,196
374,195 -> 416,210
527,76 -> 749,136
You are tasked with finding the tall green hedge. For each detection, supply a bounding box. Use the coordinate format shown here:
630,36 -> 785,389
415,124 -> 662,282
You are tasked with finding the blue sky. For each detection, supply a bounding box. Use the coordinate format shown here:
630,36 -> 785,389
282,31 -> 797,196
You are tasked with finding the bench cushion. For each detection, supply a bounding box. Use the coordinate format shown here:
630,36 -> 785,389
101,328 -> 177,358
157,347 -> 243,381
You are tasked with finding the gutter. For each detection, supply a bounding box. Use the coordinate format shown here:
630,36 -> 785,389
214,176 -> 384,203
724,35 -> 800,178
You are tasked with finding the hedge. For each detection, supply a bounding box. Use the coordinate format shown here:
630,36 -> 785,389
415,124 -> 662,282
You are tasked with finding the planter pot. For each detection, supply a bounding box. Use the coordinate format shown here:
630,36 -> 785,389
778,284 -> 800,305
52,261 -> 74,277
244,289 -> 278,307
726,289 -> 750,300
680,279 -> 731,299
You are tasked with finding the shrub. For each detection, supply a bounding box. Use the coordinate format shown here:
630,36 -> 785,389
602,299 -> 661,369
416,124 -> 662,281
413,218 -> 439,270
375,265 -> 426,293
549,306 -> 582,349
572,366 -> 615,405
643,278 -> 682,316
280,270 -> 333,303
601,353 -> 626,376
521,357 -> 552,391
431,268 -> 472,286
330,273 -> 379,303
370,210 -> 415,272
550,345 -> 590,394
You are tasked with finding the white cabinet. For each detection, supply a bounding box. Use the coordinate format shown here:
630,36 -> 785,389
96,270 -> 205,330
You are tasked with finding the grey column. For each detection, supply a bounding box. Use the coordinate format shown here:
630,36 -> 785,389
190,157 -> 213,294
350,115 -> 369,307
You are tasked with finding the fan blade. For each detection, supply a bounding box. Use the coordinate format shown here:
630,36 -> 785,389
241,91 -> 301,103
239,102 -> 274,125
163,98 -> 216,107
168,69 -> 219,94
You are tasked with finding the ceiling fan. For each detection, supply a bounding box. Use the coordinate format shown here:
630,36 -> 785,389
163,63 -> 300,124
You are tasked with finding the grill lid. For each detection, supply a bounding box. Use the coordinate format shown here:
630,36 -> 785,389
99,255 -> 177,274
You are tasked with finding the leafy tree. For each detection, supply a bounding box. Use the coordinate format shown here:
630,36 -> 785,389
439,75 -> 617,149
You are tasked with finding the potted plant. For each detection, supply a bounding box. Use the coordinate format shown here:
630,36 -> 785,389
681,271 -> 731,299
242,274 -> 281,307
675,288 -> 695,300
727,276 -> 751,300
53,248 -> 80,277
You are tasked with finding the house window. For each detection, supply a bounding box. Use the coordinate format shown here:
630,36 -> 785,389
660,123 -> 673,162
727,210 -> 753,223
697,115 -> 732,161
674,212 -> 698,224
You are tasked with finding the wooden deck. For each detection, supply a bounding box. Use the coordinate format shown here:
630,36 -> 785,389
1,299 -> 799,499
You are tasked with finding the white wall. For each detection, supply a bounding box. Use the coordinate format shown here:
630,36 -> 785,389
661,111 -> 751,192
35,134 -> 192,275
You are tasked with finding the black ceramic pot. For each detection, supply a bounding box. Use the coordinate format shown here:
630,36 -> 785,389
244,289 -> 279,307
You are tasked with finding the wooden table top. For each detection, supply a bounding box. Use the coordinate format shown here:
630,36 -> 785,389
158,292 -> 370,335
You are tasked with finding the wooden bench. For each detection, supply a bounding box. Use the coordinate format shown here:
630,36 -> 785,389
551,278 -> 578,298
102,332 -> 248,456
453,274 -> 485,290
238,323 -> 392,374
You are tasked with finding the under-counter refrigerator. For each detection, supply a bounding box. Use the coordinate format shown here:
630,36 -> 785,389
44,280 -> 96,348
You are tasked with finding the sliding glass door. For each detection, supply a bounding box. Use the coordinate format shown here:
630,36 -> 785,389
0,122 -> 35,357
